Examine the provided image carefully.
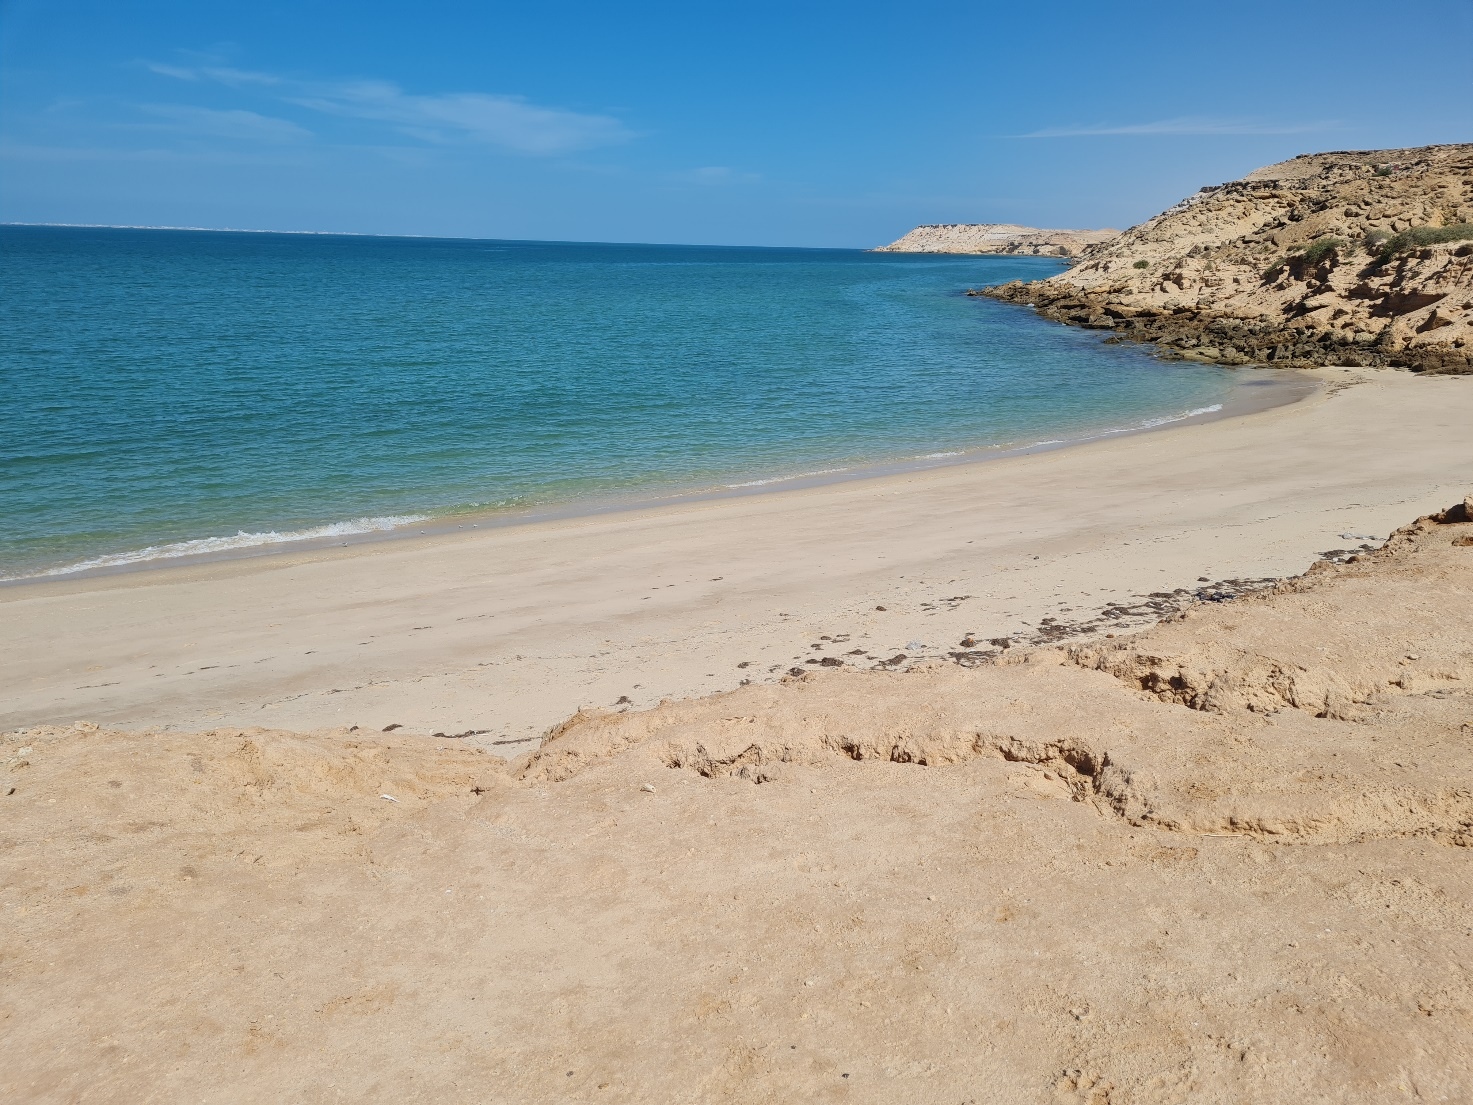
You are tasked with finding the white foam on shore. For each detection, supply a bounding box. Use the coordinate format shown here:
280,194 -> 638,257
1129,403 -> 1223,431
5,515 -> 427,581
7,403 -> 1237,582
725,467 -> 852,489
716,403 -> 1226,494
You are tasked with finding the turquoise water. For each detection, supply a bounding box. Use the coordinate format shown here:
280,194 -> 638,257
0,226 -> 1240,579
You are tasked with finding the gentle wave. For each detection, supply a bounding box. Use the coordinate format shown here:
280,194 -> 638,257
716,405 -> 1226,493
8,405 -> 1232,581
3,516 -> 427,581
724,466 -> 852,489
1128,403 -> 1223,431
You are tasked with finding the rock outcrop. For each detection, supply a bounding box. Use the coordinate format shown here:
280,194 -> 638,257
977,144 -> 1473,373
875,222 -> 1118,257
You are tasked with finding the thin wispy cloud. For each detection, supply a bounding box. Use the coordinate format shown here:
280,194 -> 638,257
148,62 -> 634,155
138,104 -> 311,143
146,63 -> 283,88
290,81 -> 632,154
1017,116 -> 1341,138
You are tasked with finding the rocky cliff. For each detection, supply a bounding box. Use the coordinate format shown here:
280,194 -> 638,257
875,222 -> 1118,257
978,144 -> 1473,373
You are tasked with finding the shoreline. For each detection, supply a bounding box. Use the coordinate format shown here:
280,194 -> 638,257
2,367 -> 1312,587
3,364 -> 1468,742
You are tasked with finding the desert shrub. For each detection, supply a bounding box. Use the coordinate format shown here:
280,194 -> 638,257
1374,165 -> 1393,177
1362,228 -> 1393,253
1300,237 -> 1345,266
1376,223 -> 1473,261
1132,259 -> 1150,269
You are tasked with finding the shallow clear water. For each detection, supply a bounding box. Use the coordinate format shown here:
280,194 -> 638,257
0,226 -> 1240,578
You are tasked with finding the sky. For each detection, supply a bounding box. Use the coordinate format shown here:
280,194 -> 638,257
2,0 -> 1471,247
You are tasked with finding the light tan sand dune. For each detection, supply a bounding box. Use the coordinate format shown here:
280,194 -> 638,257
4,499 -> 1472,1102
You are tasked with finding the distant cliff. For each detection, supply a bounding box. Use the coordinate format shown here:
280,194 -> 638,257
979,144 -> 1473,373
874,223 -> 1118,257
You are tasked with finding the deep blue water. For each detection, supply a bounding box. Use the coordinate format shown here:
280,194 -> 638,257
0,226 -> 1240,578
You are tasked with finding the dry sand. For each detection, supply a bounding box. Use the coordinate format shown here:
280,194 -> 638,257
3,474 -> 1472,1102
4,364 -> 1473,1103
2,366 -> 1470,746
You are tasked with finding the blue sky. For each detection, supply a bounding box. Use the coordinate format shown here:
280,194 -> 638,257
2,0 -> 1470,246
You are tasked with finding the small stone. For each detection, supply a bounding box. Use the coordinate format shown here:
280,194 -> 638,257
640,783 -> 656,793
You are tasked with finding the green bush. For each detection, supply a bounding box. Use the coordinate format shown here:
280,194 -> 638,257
1300,237 -> 1345,266
1377,223 -> 1473,261
1374,165 -> 1393,177
1132,259 -> 1150,269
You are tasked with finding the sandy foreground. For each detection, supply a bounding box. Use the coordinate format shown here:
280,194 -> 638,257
3,365 -> 1473,1103
3,366 -> 1473,744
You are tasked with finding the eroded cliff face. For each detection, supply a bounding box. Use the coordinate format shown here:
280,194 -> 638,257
875,222 -> 1118,257
979,144 -> 1473,373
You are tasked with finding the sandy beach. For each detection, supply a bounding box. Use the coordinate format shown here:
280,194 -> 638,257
3,363 -> 1472,1101
8,1 -> 1471,1093
3,365 -> 1470,744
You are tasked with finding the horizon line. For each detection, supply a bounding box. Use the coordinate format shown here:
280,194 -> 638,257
0,221 -> 891,252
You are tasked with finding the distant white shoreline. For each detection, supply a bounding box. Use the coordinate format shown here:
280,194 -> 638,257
1,221 -> 439,239
0,222 -> 894,252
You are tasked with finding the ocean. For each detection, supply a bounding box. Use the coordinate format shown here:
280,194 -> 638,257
0,225 -> 1243,580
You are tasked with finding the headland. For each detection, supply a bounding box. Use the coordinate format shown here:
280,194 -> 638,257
874,222 -> 1118,257
980,144 -> 1473,373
